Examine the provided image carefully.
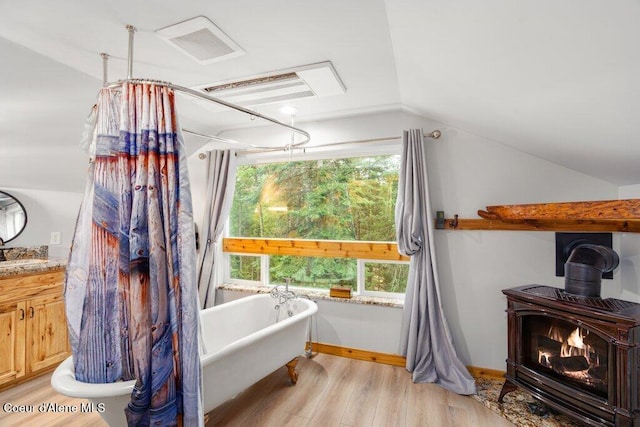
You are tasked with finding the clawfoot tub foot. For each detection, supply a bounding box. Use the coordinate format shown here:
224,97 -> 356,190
286,357 -> 299,384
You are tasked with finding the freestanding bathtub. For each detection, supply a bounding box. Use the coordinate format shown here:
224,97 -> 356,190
51,293 -> 317,426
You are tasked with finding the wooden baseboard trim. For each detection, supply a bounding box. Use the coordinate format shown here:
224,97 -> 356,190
309,342 -> 506,381
309,342 -> 406,367
466,366 -> 506,380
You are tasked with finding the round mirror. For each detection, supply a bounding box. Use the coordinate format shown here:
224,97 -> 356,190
0,191 -> 27,245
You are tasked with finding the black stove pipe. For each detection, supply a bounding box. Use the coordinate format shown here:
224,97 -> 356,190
564,243 -> 619,298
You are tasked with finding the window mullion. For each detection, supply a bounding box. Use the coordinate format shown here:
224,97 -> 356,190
223,252 -> 231,283
261,255 -> 270,285
357,259 -> 365,296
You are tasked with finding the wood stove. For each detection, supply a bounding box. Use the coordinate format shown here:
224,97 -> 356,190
500,285 -> 640,426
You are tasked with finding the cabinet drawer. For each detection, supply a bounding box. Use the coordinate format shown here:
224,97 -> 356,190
0,270 -> 65,303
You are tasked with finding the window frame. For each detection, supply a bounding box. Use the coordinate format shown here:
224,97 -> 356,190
223,141 -> 407,298
358,259 -> 409,299
225,252 -> 267,286
224,251 -> 409,299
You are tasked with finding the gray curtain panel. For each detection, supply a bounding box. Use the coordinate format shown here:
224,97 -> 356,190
395,129 -> 476,395
197,149 -> 237,308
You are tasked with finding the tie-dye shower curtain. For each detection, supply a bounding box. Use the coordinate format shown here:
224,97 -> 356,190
65,82 -> 203,426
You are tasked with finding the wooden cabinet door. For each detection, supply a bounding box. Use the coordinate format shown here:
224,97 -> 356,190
26,294 -> 70,374
0,301 -> 26,386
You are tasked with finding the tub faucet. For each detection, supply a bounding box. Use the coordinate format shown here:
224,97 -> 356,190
282,278 -> 296,300
271,279 -> 298,318
270,278 -> 297,305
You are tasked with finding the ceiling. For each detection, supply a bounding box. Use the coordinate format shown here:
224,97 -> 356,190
0,0 -> 639,193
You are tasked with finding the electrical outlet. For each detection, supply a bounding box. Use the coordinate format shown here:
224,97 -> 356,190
50,231 -> 61,245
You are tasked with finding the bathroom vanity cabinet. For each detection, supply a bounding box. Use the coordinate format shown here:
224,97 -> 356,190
0,268 -> 69,389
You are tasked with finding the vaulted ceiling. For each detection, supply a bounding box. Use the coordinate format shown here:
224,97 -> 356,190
1,0 -> 638,192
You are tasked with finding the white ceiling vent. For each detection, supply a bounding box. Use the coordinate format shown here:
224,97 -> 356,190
199,62 -> 346,107
155,16 -> 244,64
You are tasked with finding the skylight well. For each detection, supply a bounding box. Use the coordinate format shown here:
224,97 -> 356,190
199,62 -> 346,107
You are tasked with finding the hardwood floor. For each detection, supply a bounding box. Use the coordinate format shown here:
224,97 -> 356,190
0,354 -> 513,426
207,354 -> 513,427
0,373 -> 106,427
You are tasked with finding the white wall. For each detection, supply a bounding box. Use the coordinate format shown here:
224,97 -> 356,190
618,185 -> 640,302
191,109 -> 628,370
0,187 -> 83,259
215,289 -> 404,355
426,117 -> 621,370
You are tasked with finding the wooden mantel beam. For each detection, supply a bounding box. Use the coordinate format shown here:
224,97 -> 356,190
478,199 -> 640,221
437,199 -> 640,233
439,218 -> 640,233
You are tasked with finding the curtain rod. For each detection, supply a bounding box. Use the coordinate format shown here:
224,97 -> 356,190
103,25 -> 311,152
309,130 -> 442,148
232,130 -> 442,156
105,79 -> 311,151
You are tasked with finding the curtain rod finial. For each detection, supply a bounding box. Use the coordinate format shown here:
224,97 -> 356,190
431,130 -> 441,139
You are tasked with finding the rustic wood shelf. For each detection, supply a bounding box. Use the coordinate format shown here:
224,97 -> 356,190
438,218 -> 640,233
439,199 -> 640,233
479,199 -> 640,221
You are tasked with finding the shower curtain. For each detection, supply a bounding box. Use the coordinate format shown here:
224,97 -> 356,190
65,82 -> 203,426
395,129 -> 476,395
196,149 -> 237,309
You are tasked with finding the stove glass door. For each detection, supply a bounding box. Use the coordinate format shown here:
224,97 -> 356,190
522,315 -> 608,398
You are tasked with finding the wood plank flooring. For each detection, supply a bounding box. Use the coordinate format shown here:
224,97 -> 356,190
0,372 -> 106,427
0,354 -> 514,426
208,354 -> 513,427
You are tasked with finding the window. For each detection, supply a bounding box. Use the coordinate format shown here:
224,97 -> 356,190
362,260 -> 409,296
270,256 -> 356,290
226,154 -> 408,297
229,254 -> 261,282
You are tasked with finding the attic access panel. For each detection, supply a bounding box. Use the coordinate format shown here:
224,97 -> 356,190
555,232 -> 613,279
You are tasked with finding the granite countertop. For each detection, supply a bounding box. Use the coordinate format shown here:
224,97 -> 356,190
0,245 -> 66,278
0,258 -> 66,278
218,283 -> 404,308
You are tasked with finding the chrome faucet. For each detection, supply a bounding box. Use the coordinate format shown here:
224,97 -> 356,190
270,278 -> 298,312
